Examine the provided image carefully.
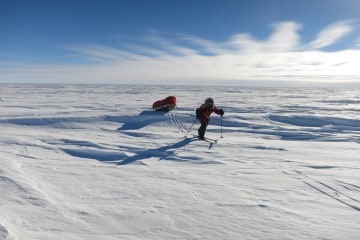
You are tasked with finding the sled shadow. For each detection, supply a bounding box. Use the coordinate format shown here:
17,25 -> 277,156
116,137 -> 194,165
116,110 -> 167,131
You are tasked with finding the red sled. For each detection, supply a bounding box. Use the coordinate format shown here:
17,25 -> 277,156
152,96 -> 177,112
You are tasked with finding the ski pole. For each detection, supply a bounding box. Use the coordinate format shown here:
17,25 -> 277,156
185,119 -> 197,138
220,116 -> 223,138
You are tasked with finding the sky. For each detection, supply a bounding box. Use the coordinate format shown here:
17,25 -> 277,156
1,0 -> 360,85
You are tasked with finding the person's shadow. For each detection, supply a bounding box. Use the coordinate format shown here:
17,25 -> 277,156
116,137 -> 195,165
113,110 -> 198,164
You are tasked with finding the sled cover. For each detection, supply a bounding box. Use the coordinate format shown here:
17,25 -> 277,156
152,96 -> 176,111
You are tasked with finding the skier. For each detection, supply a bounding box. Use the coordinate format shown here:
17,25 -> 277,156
196,98 -> 224,140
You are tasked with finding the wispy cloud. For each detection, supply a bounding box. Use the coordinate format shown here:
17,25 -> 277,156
226,22 -> 302,53
308,20 -> 354,49
180,21 -> 302,54
64,44 -> 140,63
355,36 -> 360,48
1,20 -> 359,84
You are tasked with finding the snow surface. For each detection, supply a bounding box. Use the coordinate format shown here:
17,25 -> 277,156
0,83 -> 359,240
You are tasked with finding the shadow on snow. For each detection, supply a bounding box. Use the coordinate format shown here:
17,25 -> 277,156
116,137 -> 195,165
61,110 -> 214,165
61,137 -> 213,165
114,110 -> 167,131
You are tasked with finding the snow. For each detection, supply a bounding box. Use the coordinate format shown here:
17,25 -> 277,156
0,83 -> 359,240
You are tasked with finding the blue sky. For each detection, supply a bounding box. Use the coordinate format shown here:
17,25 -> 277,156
1,0 -> 360,84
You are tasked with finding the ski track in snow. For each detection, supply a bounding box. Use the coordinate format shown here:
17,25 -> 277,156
0,84 -> 360,240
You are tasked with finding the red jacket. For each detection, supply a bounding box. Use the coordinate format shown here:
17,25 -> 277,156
196,104 -> 222,124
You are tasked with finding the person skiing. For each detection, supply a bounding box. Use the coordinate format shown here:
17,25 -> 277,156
196,98 -> 224,140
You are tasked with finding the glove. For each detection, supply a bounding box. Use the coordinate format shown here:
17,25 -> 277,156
219,109 -> 224,117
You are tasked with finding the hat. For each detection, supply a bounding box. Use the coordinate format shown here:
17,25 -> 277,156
205,98 -> 214,106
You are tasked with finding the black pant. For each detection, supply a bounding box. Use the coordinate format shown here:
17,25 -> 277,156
198,123 -> 208,138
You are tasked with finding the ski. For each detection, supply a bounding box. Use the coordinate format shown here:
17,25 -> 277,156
192,135 -> 218,143
203,137 -> 218,143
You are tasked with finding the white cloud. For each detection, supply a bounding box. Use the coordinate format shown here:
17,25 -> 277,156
1,20 -> 360,85
177,34 -> 226,55
355,36 -> 360,48
266,22 -> 302,51
308,21 -> 354,49
64,44 -> 140,63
